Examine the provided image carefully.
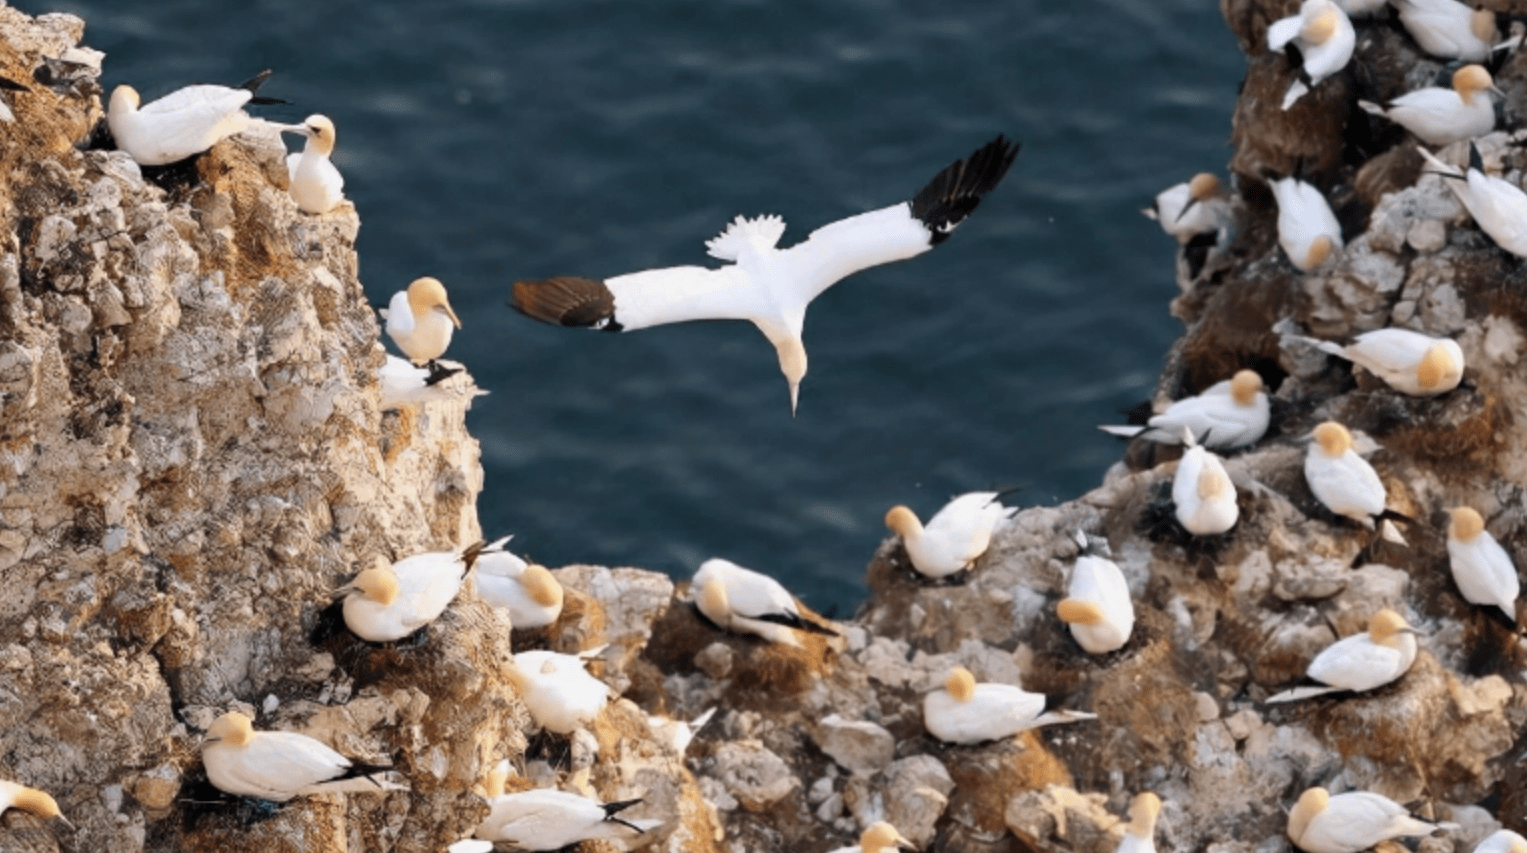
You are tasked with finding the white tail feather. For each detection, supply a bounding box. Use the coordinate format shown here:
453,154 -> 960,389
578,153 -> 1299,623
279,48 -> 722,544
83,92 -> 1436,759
1380,519 -> 1408,546
1282,80 -> 1311,110
1265,684 -> 1342,704
1358,99 -> 1385,116
1289,334 -> 1346,358
1099,424 -> 1146,438
705,214 -> 786,261
1416,145 -> 1463,178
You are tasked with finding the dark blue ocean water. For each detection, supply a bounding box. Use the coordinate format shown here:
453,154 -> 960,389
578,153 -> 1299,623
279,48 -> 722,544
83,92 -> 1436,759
42,0 -> 1244,612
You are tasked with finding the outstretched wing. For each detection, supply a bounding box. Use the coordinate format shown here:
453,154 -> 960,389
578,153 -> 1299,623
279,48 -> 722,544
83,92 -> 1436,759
512,265 -> 755,332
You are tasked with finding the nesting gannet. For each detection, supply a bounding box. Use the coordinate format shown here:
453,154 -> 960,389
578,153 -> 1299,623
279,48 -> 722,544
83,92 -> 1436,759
692,557 -> 838,646
1446,507 -> 1520,622
1417,143 -> 1527,259
1057,554 -> 1134,654
1359,65 -> 1498,147
1142,173 -> 1232,244
1099,369 -> 1269,450
923,666 -> 1096,744
511,136 -> 1020,414
827,821 -> 917,853
338,537 -> 500,643
201,711 -> 397,801
884,491 -> 1017,579
1173,432 -> 1239,536
1393,0 -> 1498,61
1292,328 -> 1464,396
1286,787 -> 1449,853
281,114 -> 345,214
382,277 -> 462,367
476,543 -> 565,629
473,761 -> 657,849
1271,177 -> 1343,271
1267,0 -> 1355,109
1474,829 -> 1527,853
0,779 -> 72,831
506,649 -> 612,734
1265,609 -> 1418,702
1117,792 -> 1161,853
1304,422 -> 1405,542
378,356 -> 479,411
107,69 -> 287,166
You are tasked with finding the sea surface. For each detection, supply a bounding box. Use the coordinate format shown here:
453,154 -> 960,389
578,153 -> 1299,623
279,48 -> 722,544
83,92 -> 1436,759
40,0 -> 1245,612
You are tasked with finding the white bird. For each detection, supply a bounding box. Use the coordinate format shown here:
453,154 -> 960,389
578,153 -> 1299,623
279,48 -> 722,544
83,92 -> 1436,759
475,543 -> 565,630
1267,0 -> 1355,109
827,821 -> 918,853
1474,829 -> 1527,853
1271,177 -> 1343,271
382,277 -> 462,367
1286,787 -> 1449,853
474,761 -> 658,850
506,649 -> 612,734
1446,506 -> 1520,622
377,356 -> 482,411
1265,608 -> 1418,702
923,666 -> 1096,744
1099,369 -> 1269,450
1142,173 -> 1232,243
691,557 -> 837,647
281,113 -> 345,214
1173,432 -> 1239,536
646,707 -> 717,756
1304,421 -> 1405,542
338,537 -> 502,643
1057,554 -> 1134,654
1335,0 -> 1388,14
107,69 -> 286,166
884,491 -> 1017,579
0,779 -> 71,831
1359,65 -> 1498,147
510,136 -> 1020,414
1417,143 -> 1527,259
1393,0 -> 1498,61
200,711 -> 399,802
0,76 -> 29,124
1117,792 -> 1162,853
1292,328 -> 1464,396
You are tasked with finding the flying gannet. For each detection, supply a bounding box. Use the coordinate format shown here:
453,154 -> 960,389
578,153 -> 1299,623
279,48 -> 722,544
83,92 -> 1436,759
338,537 -> 502,643
1116,792 -> 1162,853
506,649 -> 612,734
884,491 -> 1017,580
1446,507 -> 1520,623
1267,0 -> 1355,109
1173,431 -> 1239,536
201,711 -> 398,802
282,113 -> 345,214
1304,422 -> 1407,543
1057,553 -> 1135,654
691,557 -> 838,646
1291,328 -> 1464,396
923,666 -> 1095,744
1359,65 -> 1498,147
107,69 -> 287,166
1265,608 -> 1418,702
827,821 -> 918,853
382,277 -> 462,368
1286,787 -> 1451,853
0,779 -> 72,831
1143,173 -> 1232,244
1098,369 -> 1269,450
1270,177 -> 1343,271
475,540 -> 565,629
1417,143 -> 1527,259
1393,0 -> 1498,61
510,135 -> 1020,414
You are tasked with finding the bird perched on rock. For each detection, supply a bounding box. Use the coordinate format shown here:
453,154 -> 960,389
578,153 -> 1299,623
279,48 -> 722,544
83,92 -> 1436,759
505,649 -> 612,734
691,557 -> 838,646
884,491 -> 1016,580
1474,830 -> 1527,853
473,760 -> 658,849
1392,0 -> 1498,61
1271,177 -> 1342,271
0,779 -> 72,832
510,135 -> 1020,414
1303,422 -> 1407,543
382,277 -> 462,369
923,666 -> 1095,744
1057,553 -> 1134,654
475,541 -> 565,630
1099,369 -> 1269,450
1267,0 -> 1355,109
1360,65 -> 1498,147
1446,507 -> 1520,623
1418,143 -> 1527,259
1265,608 -> 1418,702
1143,173 -> 1231,244
281,114 -> 345,214
1286,787 -> 1452,853
1173,431 -> 1239,536
1116,792 -> 1161,853
107,69 -> 287,166
1291,328 -> 1464,396
828,821 -> 918,853
200,711 -> 400,802
377,356 -> 482,412
338,537 -> 501,643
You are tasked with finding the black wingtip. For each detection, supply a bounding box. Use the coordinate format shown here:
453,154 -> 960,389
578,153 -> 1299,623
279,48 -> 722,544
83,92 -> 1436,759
602,798 -> 643,819
0,75 -> 29,93
1470,141 -> 1485,173
237,69 -> 274,94
755,610 -> 839,637
247,96 -> 289,106
423,362 -> 463,387
909,134 -> 1021,246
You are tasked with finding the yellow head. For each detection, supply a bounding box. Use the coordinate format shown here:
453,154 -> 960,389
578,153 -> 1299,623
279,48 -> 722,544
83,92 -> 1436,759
1448,507 -> 1485,542
108,84 -> 141,117
303,114 -> 338,155
1187,172 -> 1222,201
1470,8 -> 1498,43
696,575 -> 730,626
1311,421 -> 1352,457
859,821 -> 915,853
944,667 -> 977,703
1301,8 -> 1339,44
1304,234 -> 1335,270
1506,835 -> 1527,853
1287,787 -> 1330,845
521,564 -> 563,608
1197,465 -> 1230,500
775,337 -> 808,415
482,759 -> 510,799
9,786 -> 65,823
205,712 -> 256,749
1127,792 -> 1162,839
1367,608 -> 1415,647
884,505 -> 923,538
407,277 -> 461,329
1416,342 -> 1459,391
1229,369 -> 1263,406
349,566 -> 400,606
1056,598 -> 1105,626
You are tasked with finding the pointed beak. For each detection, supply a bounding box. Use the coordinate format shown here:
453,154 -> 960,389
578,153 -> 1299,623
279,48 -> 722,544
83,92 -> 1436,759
1491,85 -> 1506,98
442,303 -> 462,329
1174,197 -> 1200,223
789,382 -> 799,417
275,122 -> 312,135
896,833 -> 918,852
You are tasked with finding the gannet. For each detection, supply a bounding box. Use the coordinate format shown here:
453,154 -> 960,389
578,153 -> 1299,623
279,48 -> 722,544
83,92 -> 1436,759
506,649 -> 612,734
1267,0 -> 1355,109
1304,421 -> 1405,542
1417,143 -> 1527,259
473,761 -> 658,849
1173,432 -> 1239,536
691,557 -> 838,646
0,779 -> 72,831
201,711 -> 397,801
1359,65 -> 1498,147
1446,507 -> 1520,622
1117,792 -> 1161,853
1058,554 -> 1135,654
281,114 -> 345,214
378,356 -> 477,411
107,69 -> 287,166
1142,173 -> 1231,244
338,537 -> 500,643
646,707 -> 716,756
476,542 -> 565,629
1265,609 -> 1418,702
1393,0 -> 1498,61
1474,829 -> 1527,853
382,277 -> 462,367
827,821 -> 918,853
0,76 -> 29,124
510,135 -> 1020,414
1286,787 -> 1450,853
923,666 -> 1096,744
884,491 -> 1017,579
1291,328 -> 1464,396
1099,369 -> 1269,449
1271,177 -> 1343,271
